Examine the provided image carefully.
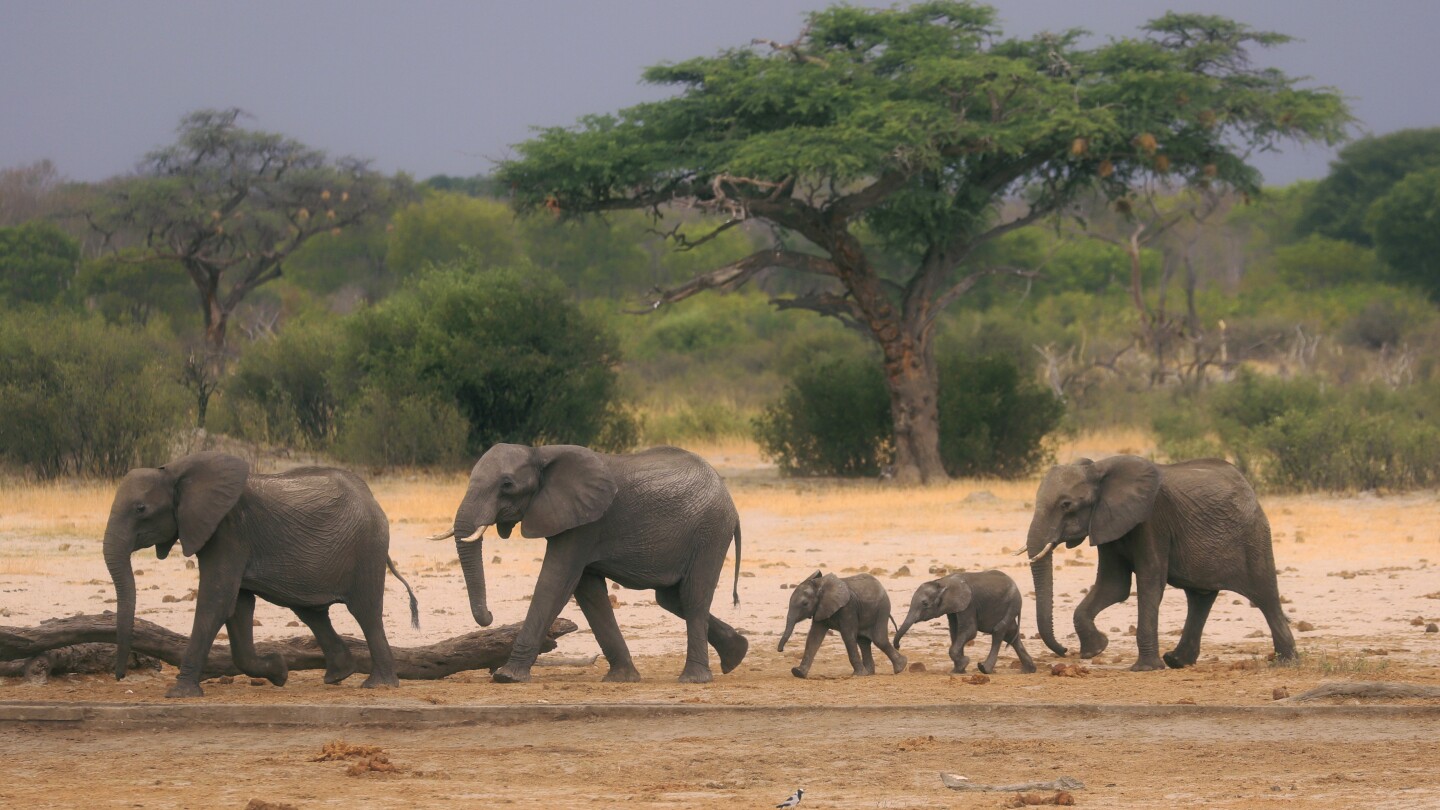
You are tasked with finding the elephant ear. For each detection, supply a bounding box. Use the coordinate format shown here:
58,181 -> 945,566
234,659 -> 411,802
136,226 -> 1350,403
940,579 -> 972,614
163,452 -> 249,557
814,574 -> 851,622
521,445 -> 618,539
1089,455 -> 1161,546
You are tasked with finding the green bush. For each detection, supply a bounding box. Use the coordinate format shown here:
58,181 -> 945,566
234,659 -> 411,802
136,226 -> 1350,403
332,388 -> 469,468
0,313 -> 188,478
937,354 -> 1064,478
1153,370 -> 1440,491
753,353 -> 892,477
339,263 -> 636,457
221,319 -> 343,450
754,351 -> 1063,478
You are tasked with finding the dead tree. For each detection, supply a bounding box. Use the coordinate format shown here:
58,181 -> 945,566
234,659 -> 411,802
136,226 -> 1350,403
0,614 -> 578,681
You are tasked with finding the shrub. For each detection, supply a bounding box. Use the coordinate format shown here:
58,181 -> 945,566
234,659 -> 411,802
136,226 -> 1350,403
339,263 -> 636,457
937,354 -> 1064,478
753,354 -> 892,476
222,319 -> 343,450
332,388 -> 469,468
755,351 -> 1063,478
0,313 -> 188,478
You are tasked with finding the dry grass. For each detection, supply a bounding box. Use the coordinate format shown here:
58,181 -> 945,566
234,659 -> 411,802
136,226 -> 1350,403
0,480 -> 113,537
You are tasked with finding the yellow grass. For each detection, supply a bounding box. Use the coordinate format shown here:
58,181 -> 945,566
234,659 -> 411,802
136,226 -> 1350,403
0,480 -> 114,537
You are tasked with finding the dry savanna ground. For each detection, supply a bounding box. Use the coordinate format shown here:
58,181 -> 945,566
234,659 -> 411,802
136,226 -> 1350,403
2,431 -> 1439,808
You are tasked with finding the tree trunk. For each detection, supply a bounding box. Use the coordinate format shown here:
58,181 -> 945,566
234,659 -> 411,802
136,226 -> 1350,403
1,614 -> 579,681
881,332 -> 947,485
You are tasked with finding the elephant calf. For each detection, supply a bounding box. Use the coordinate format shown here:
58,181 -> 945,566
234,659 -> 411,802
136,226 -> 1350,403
894,570 -> 1036,674
779,571 -> 906,678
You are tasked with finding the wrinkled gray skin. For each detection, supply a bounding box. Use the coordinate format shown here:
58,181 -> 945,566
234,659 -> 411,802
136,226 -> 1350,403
778,572 -> 907,678
894,570 -> 1036,674
451,444 -> 747,684
1026,455 -> 1295,672
104,452 -> 418,698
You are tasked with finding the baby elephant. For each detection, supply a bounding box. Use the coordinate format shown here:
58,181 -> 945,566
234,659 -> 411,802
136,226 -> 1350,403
778,571 -> 907,678
894,570 -> 1037,675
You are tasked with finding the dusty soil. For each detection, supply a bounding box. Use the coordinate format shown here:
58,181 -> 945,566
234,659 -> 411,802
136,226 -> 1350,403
3,436 -> 1440,807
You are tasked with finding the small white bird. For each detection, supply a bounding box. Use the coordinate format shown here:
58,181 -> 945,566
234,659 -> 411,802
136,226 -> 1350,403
776,787 -> 804,808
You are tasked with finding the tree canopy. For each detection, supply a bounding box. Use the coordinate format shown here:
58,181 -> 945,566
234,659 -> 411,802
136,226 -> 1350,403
496,1 -> 1350,482
1298,128 -> 1440,246
1368,166 -> 1440,297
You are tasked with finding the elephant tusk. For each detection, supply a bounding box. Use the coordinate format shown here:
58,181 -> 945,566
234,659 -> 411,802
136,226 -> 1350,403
459,526 -> 487,543
1028,541 -> 1059,564
426,529 -> 456,542
1011,547 -> 1029,557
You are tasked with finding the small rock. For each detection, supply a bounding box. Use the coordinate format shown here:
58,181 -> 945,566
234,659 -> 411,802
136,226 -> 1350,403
1427,623 -> 1438,633
287,620 -> 300,627
1232,599 -> 1243,605
892,565 -> 911,578
928,565 -> 948,575
134,569 -> 145,576
245,799 -> 299,810
250,678 -> 268,686
781,583 -> 790,590
740,571 -> 755,577
185,559 -> 196,569
965,672 -> 989,685
1050,663 -> 1088,677
491,556 -> 502,564
1295,620 -> 1315,632
868,568 -> 888,577
608,594 -> 623,608
1411,616 -> 1426,626
252,618 -> 262,627
217,632 -> 228,640
908,661 -> 927,673
1272,687 -> 1290,700
611,582 -> 620,590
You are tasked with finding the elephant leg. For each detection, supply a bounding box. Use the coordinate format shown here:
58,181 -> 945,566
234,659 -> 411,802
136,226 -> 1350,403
859,636 -> 876,675
792,623 -> 830,678
167,552 -> 244,698
495,547 -> 585,684
1007,624 -> 1038,673
675,577 -> 718,683
575,573 -> 640,682
1164,588 -> 1218,669
950,611 -> 973,668
225,591 -> 287,686
292,605 -> 355,684
654,585 -> 749,679
1075,551 -> 1132,659
1129,567 -> 1168,671
872,631 -> 908,675
1246,582 -> 1297,663
839,627 -> 867,676
977,627 -> 1005,675
346,587 -> 399,688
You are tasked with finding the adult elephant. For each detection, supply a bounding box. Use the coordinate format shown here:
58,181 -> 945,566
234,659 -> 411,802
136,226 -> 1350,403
104,452 -> 418,697
438,443 -> 747,684
1024,455 -> 1294,671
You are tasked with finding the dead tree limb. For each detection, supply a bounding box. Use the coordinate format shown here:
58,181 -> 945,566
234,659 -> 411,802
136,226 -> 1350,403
942,774 -> 1085,792
1281,681 -> 1440,703
0,614 -> 578,681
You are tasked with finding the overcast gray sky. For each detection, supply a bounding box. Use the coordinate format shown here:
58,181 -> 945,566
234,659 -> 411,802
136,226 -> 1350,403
3,1 -> 1437,186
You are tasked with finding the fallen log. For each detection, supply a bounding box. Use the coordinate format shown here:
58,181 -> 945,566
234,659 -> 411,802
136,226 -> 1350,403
0,614 -> 577,681
941,774 -> 1085,792
0,643 -> 163,684
1280,680 -> 1440,702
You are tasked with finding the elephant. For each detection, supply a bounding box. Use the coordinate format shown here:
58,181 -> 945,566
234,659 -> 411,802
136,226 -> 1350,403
441,443 -> 748,684
778,571 -> 907,678
893,570 -> 1036,674
104,452 -> 419,698
1024,455 -> 1295,671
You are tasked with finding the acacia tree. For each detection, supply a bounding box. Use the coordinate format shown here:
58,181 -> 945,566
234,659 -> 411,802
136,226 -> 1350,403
497,2 -> 1348,482
92,109 -> 407,352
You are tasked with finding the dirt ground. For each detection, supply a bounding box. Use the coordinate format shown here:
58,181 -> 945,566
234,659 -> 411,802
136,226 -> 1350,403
3,435 -> 1440,807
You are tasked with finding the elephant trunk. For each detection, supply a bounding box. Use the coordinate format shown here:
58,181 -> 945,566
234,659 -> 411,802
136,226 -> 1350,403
103,522 -> 136,679
894,607 -> 921,649
456,535 -> 493,627
1029,519 -> 1068,657
777,611 -> 801,652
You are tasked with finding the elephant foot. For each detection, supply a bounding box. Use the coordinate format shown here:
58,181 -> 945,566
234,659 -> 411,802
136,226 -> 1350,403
791,667 -> 809,679
1129,656 -> 1166,672
1163,649 -> 1197,669
165,680 -> 204,699
1020,662 -> 1038,674
602,665 -> 643,683
717,634 -> 749,674
493,664 -> 532,684
323,659 -> 356,685
1273,649 -> 1299,666
264,654 -> 289,687
892,655 -> 908,675
360,673 -> 399,688
852,669 -> 872,677
1078,635 -> 1109,659
976,661 -> 994,675
677,663 -> 713,684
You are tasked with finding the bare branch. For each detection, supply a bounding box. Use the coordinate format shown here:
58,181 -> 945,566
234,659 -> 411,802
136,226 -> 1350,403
626,248 -> 839,313
925,266 -> 1042,329
773,291 -> 868,333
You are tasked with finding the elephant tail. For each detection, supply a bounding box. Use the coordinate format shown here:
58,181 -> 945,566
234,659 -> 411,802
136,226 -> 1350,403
889,614 -> 899,634
732,521 -> 742,607
387,556 -> 421,629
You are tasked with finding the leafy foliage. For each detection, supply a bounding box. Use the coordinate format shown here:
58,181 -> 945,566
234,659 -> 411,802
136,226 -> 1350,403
1367,166 -> 1440,297
332,388 -> 469,469
937,354 -> 1064,477
0,221 -> 79,306
0,313 -> 188,478
73,251 -> 197,330
221,319 -> 344,450
1298,128 -> 1440,246
386,192 -> 522,279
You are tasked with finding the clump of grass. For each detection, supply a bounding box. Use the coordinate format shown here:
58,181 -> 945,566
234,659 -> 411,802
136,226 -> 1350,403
1276,649 -> 1391,676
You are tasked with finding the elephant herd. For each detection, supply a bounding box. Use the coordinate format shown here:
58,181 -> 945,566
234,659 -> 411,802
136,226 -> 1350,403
103,444 -> 1296,698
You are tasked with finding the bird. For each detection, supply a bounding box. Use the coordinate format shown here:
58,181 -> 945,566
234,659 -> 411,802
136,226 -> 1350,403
776,787 -> 804,808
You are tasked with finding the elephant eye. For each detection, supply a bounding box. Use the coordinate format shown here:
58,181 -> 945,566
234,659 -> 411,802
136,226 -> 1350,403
134,503 -> 148,514
1060,499 -> 1075,511
500,479 -> 516,493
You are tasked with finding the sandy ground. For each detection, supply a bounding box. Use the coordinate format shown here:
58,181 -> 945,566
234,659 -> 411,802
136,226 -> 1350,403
3,436 -> 1440,807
